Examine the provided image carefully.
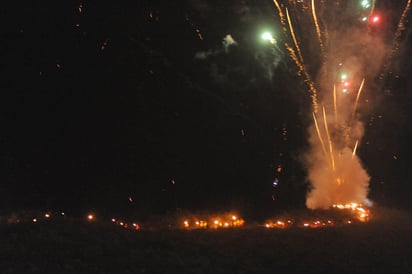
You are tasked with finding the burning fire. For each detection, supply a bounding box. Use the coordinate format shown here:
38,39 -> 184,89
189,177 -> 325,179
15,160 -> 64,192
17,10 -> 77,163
181,214 -> 245,230
265,203 -> 371,229
332,203 -> 370,222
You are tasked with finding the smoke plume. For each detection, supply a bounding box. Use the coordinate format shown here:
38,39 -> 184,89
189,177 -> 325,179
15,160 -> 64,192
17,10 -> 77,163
302,1 -> 392,209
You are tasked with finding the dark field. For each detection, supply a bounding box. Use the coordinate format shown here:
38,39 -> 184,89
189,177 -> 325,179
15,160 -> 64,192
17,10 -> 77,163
1,208 -> 412,274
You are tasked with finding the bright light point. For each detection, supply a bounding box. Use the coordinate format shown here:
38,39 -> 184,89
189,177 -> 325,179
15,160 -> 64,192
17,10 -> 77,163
372,16 -> 380,23
232,215 -> 237,220
183,220 -> 189,228
87,214 -> 94,221
32,218 -> 37,223
262,32 -> 273,41
361,0 -> 370,8
111,218 -> 116,222
261,32 -> 276,44
340,73 -> 348,80
362,16 -> 368,22
44,213 -> 51,218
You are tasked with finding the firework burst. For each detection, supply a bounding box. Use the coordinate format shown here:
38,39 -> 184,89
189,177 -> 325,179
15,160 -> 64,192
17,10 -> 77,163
271,0 -> 411,209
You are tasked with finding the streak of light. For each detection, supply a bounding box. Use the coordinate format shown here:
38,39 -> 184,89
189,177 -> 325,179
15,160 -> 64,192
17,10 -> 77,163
333,84 -> 338,124
312,112 -> 328,159
391,0 -> 411,59
352,140 -> 359,159
322,106 -> 335,172
286,8 -> 305,66
285,43 -> 304,74
311,0 -> 324,53
286,8 -> 318,112
273,0 -> 287,31
380,0 -> 411,78
352,78 -> 365,118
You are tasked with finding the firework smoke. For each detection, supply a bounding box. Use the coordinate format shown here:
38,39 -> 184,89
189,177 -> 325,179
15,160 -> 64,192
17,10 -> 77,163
195,34 -> 238,59
275,0 -> 394,209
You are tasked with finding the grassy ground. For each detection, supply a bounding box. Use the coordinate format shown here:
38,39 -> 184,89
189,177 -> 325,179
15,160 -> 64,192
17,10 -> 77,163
1,209 -> 411,274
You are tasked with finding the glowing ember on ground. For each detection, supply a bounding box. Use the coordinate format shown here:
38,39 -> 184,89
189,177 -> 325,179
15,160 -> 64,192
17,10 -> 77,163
265,204 -> 371,229
181,213 -> 245,230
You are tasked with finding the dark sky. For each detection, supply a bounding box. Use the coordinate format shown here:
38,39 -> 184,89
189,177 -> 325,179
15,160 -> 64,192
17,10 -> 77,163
1,0 -> 411,218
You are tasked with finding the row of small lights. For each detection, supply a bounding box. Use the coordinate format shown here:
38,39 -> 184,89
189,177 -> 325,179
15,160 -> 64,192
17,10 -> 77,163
183,215 -> 245,229
30,212 -> 141,231
27,206 -> 369,230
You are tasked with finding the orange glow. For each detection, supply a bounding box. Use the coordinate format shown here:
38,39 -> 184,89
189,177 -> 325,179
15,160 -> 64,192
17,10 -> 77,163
44,213 -> 51,218
333,203 -> 370,222
183,220 -> 189,228
180,213 -> 244,230
87,214 -> 94,221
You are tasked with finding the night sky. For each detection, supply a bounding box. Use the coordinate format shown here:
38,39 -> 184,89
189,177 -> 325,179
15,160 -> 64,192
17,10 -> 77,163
1,0 -> 412,219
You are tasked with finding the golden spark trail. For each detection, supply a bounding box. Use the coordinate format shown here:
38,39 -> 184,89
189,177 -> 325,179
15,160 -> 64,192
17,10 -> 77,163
381,0 -> 411,77
352,78 -> 365,118
286,7 -> 318,112
333,84 -> 338,124
273,0 -> 287,31
323,106 -> 335,172
391,0 -> 411,57
312,112 -> 328,159
285,43 -> 304,74
352,140 -> 359,159
286,7 -> 304,65
311,0 -> 324,54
